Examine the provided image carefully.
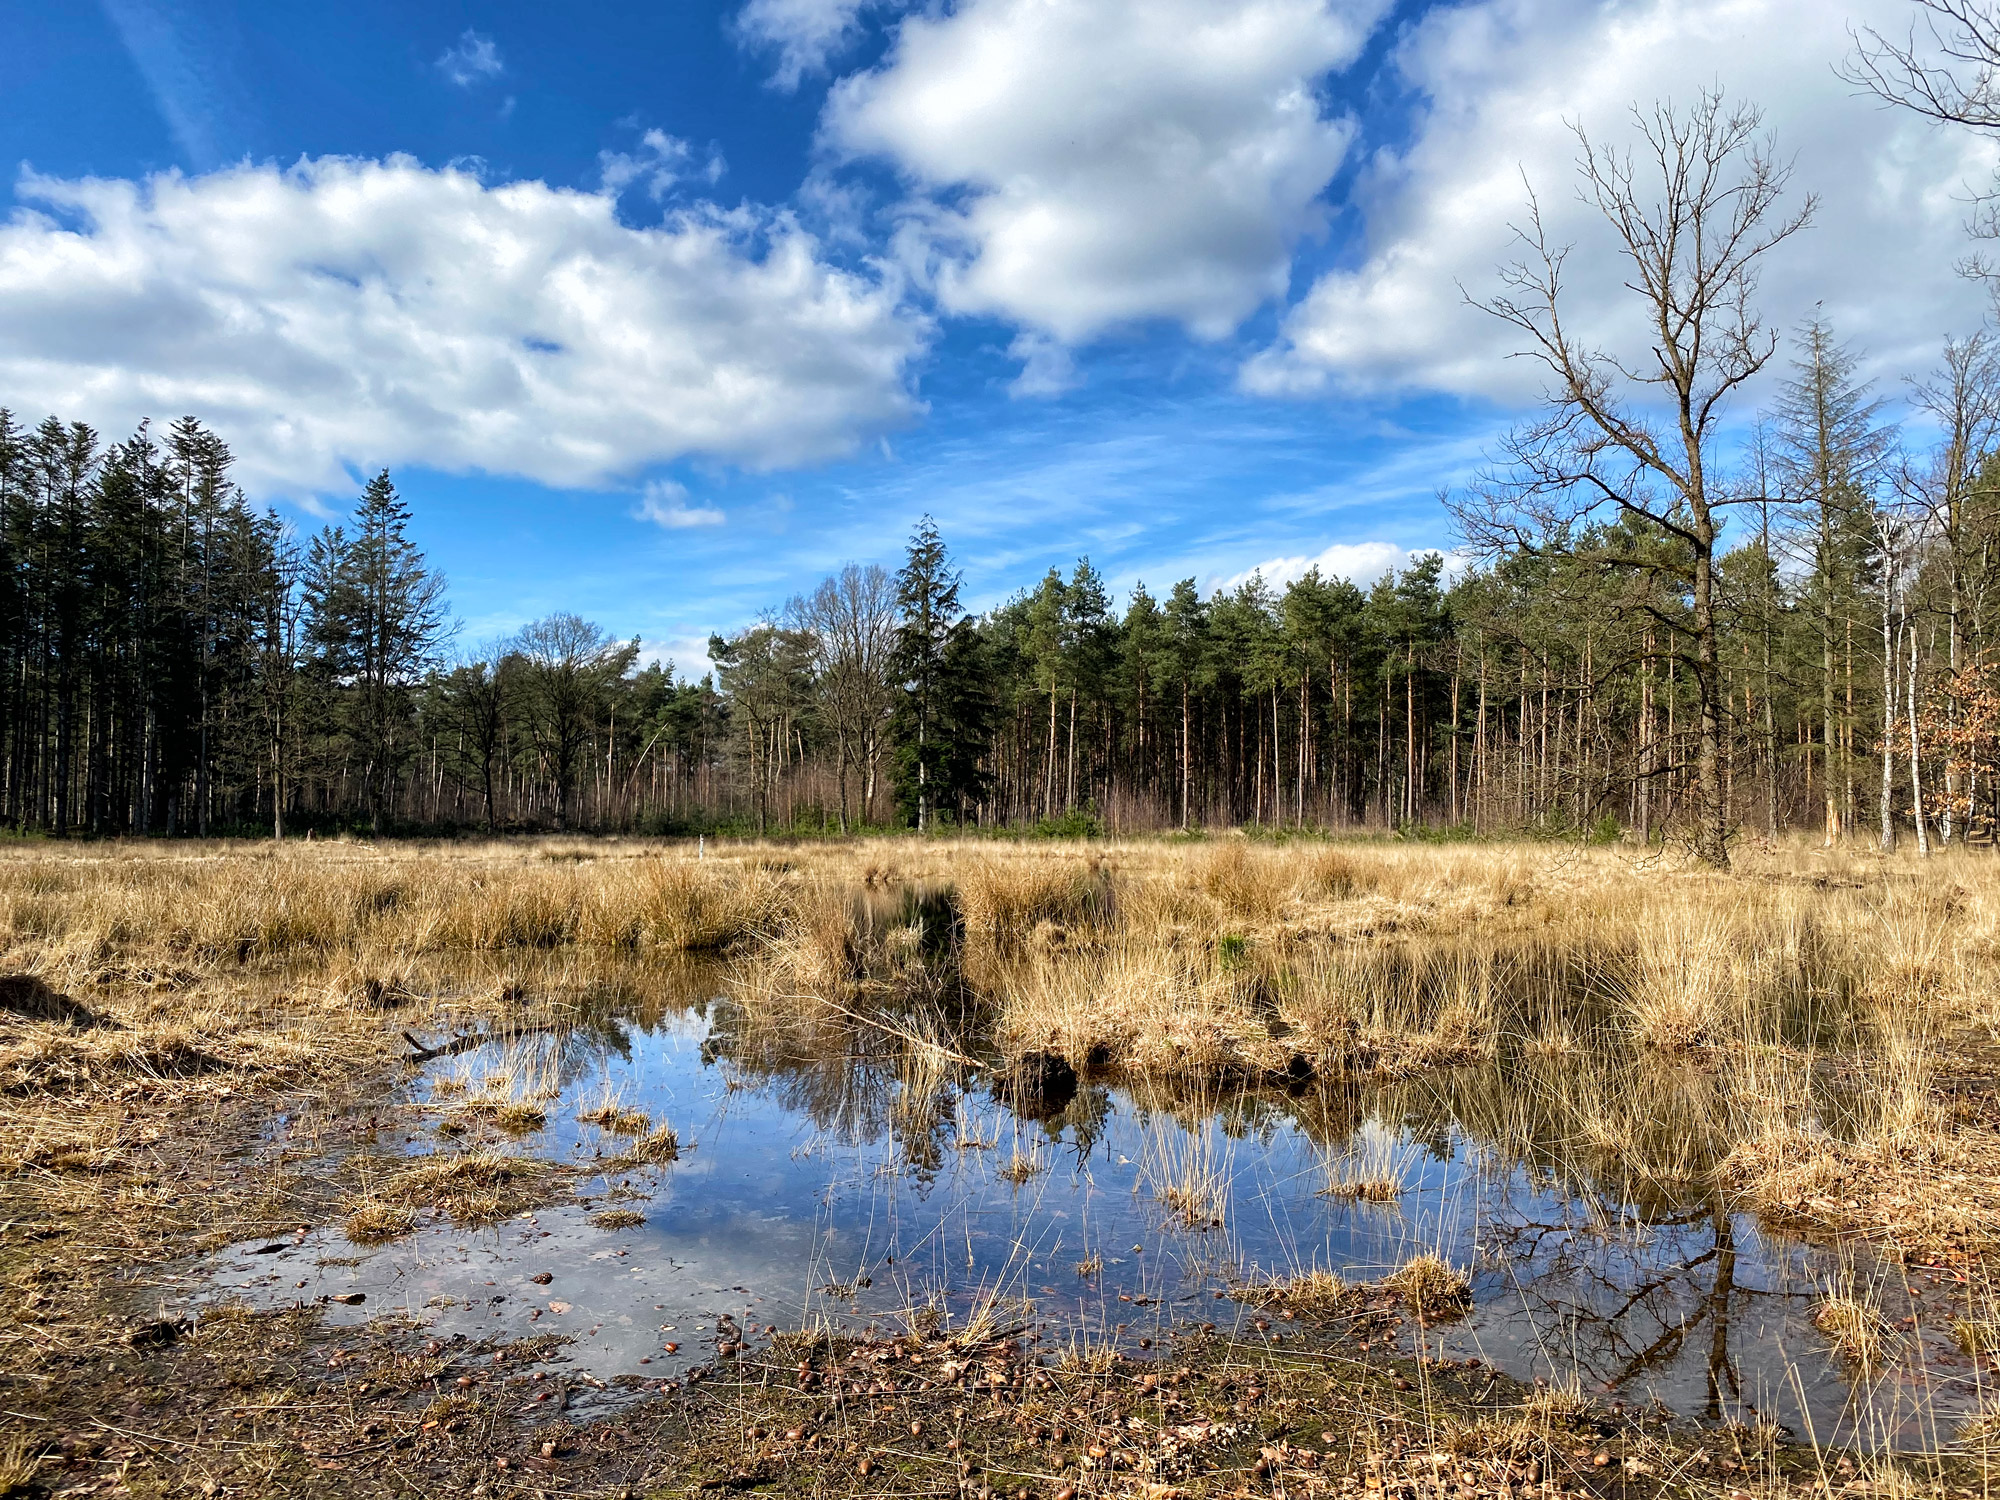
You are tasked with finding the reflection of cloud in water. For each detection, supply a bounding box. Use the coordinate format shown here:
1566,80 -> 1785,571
191,984 -> 1973,1449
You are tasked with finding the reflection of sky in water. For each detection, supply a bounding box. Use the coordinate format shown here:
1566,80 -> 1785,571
195,998 -> 1993,1450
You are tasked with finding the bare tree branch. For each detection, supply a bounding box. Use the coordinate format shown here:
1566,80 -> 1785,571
1452,89 -> 1812,867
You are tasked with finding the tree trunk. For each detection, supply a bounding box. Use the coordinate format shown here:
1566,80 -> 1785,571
1691,539 -> 1730,867
1880,573 -> 1897,853
1908,619 -> 1930,858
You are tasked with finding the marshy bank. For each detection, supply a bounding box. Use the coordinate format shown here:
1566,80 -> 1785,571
1,835 -> 1997,1497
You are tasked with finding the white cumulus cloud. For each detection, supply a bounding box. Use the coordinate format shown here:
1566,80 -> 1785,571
1245,0 -> 1998,402
0,157 -> 930,499
827,0 -> 1391,347
638,634 -> 724,678
636,479 -> 726,529
1218,539 -> 1421,593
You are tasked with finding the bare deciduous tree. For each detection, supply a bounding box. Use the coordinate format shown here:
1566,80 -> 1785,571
511,614 -> 637,830
1848,2 -> 2000,268
434,644 -> 511,832
790,564 -> 898,832
1849,0 -> 2000,131
1453,90 -> 1813,867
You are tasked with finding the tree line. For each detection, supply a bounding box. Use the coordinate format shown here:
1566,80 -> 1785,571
2,339 -> 1994,859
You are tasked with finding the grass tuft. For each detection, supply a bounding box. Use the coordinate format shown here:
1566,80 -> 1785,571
1954,1319 -> 2000,1354
1245,1268 -> 1351,1316
344,1199 -> 419,1244
0,1435 -> 42,1499
1521,1376 -> 1592,1427
361,1152 -> 554,1228
996,1148 -> 1044,1184
1381,1254 -> 1472,1316
579,1104 -> 652,1134
608,1124 -> 680,1168
1813,1292 -> 1890,1365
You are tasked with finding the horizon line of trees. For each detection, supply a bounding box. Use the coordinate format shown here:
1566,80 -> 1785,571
2,344 -> 1995,858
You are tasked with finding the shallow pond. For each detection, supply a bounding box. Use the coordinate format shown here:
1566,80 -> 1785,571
191,975 -> 1993,1451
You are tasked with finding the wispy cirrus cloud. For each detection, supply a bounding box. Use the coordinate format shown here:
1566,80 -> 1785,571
436,29 -> 504,88
636,480 -> 726,529
99,0 -> 246,170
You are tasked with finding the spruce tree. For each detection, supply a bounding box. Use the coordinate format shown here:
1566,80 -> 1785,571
1773,319 -> 1894,842
307,472 -> 447,835
890,517 -> 962,832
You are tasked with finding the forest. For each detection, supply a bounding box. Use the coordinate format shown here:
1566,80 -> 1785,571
0,313 -> 1990,857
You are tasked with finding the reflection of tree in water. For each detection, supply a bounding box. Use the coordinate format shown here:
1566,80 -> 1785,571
695,985 -> 1005,1188
1359,1019 -> 1849,1427
703,999 -> 899,1141
1478,1194 -> 1773,1422
445,1013 -> 639,1097
428,951 -> 734,1099
1373,1009 -> 1860,1207
1031,1082 -> 1114,1165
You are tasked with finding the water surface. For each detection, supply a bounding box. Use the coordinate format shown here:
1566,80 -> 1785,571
194,974 -> 1994,1451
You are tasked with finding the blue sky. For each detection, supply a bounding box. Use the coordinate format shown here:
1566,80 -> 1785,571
0,0 -> 1990,670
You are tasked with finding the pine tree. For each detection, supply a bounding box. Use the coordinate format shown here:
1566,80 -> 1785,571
935,617 -> 995,825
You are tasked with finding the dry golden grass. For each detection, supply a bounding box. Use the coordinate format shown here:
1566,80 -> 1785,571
608,1124 -> 680,1167
1,829 -> 1997,1271
356,1151 -> 555,1228
1323,1175 -> 1401,1202
1319,1130 -> 1413,1201
1245,1267 -> 1352,1316
453,1096 -> 548,1133
0,840 -> 798,981
996,1147 -> 1045,1183
1960,1404 -> 2000,1461
1382,1254 -> 1472,1315
0,1436 -> 41,1499
343,1198 -> 419,1244
579,1103 -> 653,1134
1952,1318 -> 1999,1354
1521,1375 -> 1593,1427
956,852 -> 1110,950
0,827 -> 1988,1500
1814,1290 -> 1892,1366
